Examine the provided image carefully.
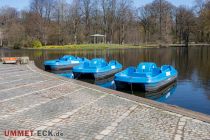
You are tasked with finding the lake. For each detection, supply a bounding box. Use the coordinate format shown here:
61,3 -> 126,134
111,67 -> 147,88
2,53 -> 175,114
1,46 -> 210,115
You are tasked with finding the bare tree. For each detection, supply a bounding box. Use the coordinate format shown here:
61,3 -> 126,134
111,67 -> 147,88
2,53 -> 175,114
176,6 -> 196,46
81,0 -> 92,42
29,0 -> 55,45
0,7 -> 18,26
70,0 -> 82,44
137,5 -> 153,43
0,7 -> 22,47
116,0 -> 133,44
91,0 -> 103,36
54,0 -> 69,45
146,0 -> 174,43
0,0 -> 210,47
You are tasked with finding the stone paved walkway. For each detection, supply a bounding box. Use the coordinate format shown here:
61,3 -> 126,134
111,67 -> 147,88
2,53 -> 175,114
0,63 -> 210,140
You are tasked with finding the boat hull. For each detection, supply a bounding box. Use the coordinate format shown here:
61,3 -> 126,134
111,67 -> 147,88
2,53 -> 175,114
115,75 -> 177,92
45,64 -> 79,71
44,56 -> 89,71
74,68 -> 122,80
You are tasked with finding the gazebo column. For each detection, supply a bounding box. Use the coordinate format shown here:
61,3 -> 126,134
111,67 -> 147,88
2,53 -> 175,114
90,34 -> 105,44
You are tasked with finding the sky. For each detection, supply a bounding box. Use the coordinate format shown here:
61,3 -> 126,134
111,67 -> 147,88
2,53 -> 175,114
0,0 -> 195,10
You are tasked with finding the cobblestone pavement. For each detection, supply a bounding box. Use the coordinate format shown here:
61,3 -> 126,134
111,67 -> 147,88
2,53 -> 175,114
0,63 -> 210,140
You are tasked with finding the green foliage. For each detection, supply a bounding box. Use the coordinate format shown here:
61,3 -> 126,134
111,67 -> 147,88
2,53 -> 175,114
13,43 -> 22,49
31,40 -> 42,48
34,44 -> 145,50
22,39 -> 31,48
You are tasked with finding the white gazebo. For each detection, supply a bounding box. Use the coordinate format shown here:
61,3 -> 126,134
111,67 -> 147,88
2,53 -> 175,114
90,34 -> 106,44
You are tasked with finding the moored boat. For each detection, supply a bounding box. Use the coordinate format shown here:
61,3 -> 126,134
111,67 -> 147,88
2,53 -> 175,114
44,55 -> 89,71
114,62 -> 178,92
73,58 -> 122,80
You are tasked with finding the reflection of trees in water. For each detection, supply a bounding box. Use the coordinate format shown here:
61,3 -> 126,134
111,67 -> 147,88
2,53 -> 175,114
172,46 -> 210,99
188,47 -> 210,99
173,47 -> 190,80
192,47 -> 210,82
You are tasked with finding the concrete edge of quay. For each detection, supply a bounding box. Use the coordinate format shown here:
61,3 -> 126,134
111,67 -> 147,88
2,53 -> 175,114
29,61 -> 210,124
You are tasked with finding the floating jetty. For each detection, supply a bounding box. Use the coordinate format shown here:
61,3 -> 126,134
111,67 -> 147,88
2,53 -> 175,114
0,61 -> 210,140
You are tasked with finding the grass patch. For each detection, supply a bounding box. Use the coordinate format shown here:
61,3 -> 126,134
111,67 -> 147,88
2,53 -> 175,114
30,44 -> 145,50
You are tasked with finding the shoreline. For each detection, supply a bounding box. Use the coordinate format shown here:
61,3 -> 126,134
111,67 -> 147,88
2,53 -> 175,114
1,43 -> 210,50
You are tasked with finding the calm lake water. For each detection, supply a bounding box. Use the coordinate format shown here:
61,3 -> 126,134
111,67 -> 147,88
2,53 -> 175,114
1,46 -> 210,115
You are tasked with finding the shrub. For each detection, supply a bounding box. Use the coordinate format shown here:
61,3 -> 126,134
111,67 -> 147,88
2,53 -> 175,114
31,40 -> 42,48
22,39 -> 31,48
13,43 -> 22,49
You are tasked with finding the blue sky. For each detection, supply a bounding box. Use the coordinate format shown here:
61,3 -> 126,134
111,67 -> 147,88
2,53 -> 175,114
0,0 -> 195,10
0,0 -> 30,10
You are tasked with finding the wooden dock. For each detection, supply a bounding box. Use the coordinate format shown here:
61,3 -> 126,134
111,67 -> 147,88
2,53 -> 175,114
0,62 -> 210,140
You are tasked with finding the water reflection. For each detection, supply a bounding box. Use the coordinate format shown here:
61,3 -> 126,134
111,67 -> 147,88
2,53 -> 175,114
149,83 -> 177,102
1,46 -> 210,115
54,70 -> 177,103
115,80 -> 177,101
94,77 -> 116,90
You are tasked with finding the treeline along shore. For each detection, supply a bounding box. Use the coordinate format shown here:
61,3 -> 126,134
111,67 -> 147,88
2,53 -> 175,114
0,0 -> 210,49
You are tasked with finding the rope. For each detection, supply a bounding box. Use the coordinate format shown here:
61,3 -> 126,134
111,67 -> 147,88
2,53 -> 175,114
131,82 -> 134,94
74,73 -> 82,80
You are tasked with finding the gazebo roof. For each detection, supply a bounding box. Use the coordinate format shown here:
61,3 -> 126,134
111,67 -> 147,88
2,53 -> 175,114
90,34 -> 105,37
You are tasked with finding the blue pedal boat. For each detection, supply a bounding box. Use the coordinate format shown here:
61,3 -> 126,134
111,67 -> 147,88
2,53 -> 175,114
44,55 -> 89,71
73,58 -> 122,79
114,62 -> 178,92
